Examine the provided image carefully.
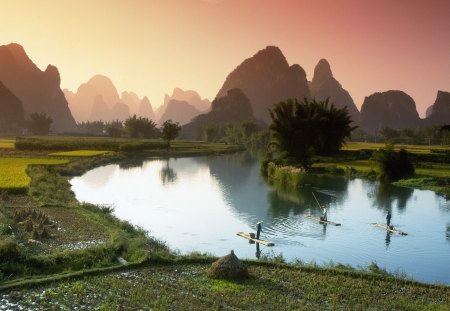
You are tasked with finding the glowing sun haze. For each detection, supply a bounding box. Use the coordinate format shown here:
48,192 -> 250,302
2,0 -> 449,116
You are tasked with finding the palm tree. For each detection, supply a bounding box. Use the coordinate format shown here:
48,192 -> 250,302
268,97 -> 356,169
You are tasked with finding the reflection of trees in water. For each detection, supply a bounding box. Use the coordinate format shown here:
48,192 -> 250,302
367,182 -> 413,213
159,160 -> 177,185
118,157 -> 145,170
267,175 -> 349,218
447,224 -> 449,242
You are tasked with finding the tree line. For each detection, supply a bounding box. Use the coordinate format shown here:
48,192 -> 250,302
25,113 -> 181,147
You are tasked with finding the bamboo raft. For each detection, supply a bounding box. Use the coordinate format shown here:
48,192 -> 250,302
304,214 -> 341,226
236,232 -> 275,246
372,223 -> 408,236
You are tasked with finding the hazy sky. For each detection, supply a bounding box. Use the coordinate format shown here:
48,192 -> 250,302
2,0 -> 449,116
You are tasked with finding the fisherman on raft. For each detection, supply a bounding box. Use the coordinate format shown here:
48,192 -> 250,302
320,206 -> 327,222
256,220 -> 263,239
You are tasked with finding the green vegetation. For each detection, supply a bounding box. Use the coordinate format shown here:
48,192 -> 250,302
124,115 -> 159,138
161,119 -> 181,147
372,145 -> 415,182
268,98 -> 355,168
1,262 -> 448,310
48,150 -> 110,157
0,157 -> 68,193
352,124 -> 450,146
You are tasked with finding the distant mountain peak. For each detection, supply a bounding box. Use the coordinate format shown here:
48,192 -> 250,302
310,58 -> 359,123
0,43 -> 76,132
216,45 -> 310,123
312,59 -> 333,87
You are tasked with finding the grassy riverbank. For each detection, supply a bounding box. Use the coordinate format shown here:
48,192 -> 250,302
1,260 -> 449,310
265,141 -> 449,197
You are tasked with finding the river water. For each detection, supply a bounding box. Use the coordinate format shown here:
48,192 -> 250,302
70,152 -> 450,284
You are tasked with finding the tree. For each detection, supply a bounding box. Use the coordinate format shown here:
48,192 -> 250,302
372,144 -> 415,182
124,115 -> 158,138
161,119 -> 181,147
106,120 -> 123,137
268,98 -> 355,169
27,112 -> 52,135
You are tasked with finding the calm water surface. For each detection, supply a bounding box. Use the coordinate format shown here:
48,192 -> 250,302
70,153 -> 450,284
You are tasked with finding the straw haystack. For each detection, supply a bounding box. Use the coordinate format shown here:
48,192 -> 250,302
208,250 -> 249,280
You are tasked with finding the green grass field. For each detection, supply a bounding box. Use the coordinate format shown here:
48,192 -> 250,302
0,157 -> 68,192
48,150 -> 110,157
343,142 -> 449,154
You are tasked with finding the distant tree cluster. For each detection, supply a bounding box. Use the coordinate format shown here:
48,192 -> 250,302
73,116 -> 182,146
269,98 -> 355,169
351,125 -> 449,145
202,121 -> 267,149
372,144 -> 415,182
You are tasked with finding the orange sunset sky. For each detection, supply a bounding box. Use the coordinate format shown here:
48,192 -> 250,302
2,0 -> 450,117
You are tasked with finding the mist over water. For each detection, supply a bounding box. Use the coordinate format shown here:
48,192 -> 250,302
70,152 -> 450,284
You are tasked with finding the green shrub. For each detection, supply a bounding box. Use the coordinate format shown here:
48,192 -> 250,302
373,145 -> 415,182
0,240 -> 21,262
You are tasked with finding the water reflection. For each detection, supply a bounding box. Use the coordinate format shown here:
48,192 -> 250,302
367,182 -> 413,212
119,157 -> 145,169
385,231 -> 392,249
159,159 -> 177,185
447,224 -> 449,242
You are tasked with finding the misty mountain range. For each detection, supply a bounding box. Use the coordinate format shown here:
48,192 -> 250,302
0,43 -> 448,133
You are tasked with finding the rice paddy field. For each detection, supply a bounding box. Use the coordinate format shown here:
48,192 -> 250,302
0,157 -> 68,192
0,139 -> 14,149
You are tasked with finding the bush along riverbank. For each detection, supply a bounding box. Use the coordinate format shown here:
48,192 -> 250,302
262,144 -> 450,198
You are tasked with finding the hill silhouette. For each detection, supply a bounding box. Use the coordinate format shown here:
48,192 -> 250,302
360,90 -> 421,132
310,59 -> 360,123
181,88 -> 255,140
0,43 -> 76,132
216,46 -> 310,123
0,81 -> 24,131
158,100 -> 200,125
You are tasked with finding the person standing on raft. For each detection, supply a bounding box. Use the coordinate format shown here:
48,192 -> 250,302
321,206 -> 327,222
386,211 -> 392,228
256,221 -> 263,239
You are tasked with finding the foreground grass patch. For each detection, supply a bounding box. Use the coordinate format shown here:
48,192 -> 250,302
48,150 -> 110,157
0,157 -> 68,192
1,263 -> 448,310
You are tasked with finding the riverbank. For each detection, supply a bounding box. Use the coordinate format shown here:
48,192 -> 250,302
264,142 -> 449,198
1,259 -> 449,310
